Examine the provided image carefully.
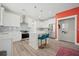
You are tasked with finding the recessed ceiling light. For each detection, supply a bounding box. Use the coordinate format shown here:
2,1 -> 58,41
40,10 -> 43,12
22,9 -> 25,11
34,5 -> 37,8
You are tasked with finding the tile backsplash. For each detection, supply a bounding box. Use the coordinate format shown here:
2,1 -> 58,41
0,26 -> 20,32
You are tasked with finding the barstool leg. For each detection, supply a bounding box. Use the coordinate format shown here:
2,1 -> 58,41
41,40 -> 42,47
45,39 -> 47,47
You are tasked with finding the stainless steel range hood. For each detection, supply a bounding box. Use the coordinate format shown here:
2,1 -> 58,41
20,15 -> 29,31
20,15 -> 28,25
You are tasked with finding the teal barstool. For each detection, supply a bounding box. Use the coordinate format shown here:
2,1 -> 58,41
38,34 -> 49,49
44,34 -> 49,46
38,34 -> 45,49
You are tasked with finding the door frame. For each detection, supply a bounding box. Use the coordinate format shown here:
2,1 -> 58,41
56,15 -> 78,45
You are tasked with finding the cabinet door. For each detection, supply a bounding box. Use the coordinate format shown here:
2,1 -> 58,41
0,7 -> 4,25
3,11 -> 20,27
0,39 -> 12,56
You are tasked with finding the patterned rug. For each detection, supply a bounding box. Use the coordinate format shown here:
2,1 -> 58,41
56,47 -> 79,56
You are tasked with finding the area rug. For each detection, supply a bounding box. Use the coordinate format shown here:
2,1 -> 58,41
56,47 -> 79,56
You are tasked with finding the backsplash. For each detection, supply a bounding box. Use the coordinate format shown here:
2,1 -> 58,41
0,26 -> 20,32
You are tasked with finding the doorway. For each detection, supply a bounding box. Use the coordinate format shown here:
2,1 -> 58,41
58,17 -> 76,43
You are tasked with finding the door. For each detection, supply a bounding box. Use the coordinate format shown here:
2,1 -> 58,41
0,7 -> 4,25
49,24 -> 56,39
58,17 -> 75,43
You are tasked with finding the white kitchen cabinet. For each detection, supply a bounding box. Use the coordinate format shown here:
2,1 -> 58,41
3,11 -> 20,27
0,31 -> 21,42
0,7 -> 4,25
0,6 -> 20,27
11,31 -> 21,42
0,38 -> 12,56
0,31 -> 21,56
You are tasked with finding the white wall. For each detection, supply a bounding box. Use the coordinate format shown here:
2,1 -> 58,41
38,18 -> 55,28
27,17 -> 33,28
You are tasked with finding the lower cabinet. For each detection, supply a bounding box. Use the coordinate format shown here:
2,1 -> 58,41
0,39 -> 12,56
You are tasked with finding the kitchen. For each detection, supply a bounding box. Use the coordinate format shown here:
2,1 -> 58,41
0,3 -> 79,56
0,3 -> 56,55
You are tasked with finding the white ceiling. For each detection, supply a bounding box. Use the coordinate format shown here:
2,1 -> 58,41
2,3 -> 79,20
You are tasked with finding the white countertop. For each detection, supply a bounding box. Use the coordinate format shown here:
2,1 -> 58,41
0,35 -> 12,40
0,32 -> 15,40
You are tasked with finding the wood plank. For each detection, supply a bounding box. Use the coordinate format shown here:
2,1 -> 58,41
13,39 -> 79,56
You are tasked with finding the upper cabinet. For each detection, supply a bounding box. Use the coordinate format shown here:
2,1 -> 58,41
0,7 -> 4,25
3,11 -> 20,27
0,7 -> 20,27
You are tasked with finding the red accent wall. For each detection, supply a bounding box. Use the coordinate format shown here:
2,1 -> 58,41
77,15 -> 79,43
56,7 -> 79,18
56,7 -> 79,43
